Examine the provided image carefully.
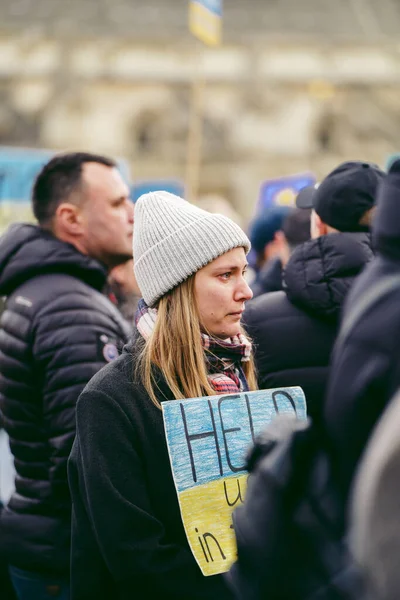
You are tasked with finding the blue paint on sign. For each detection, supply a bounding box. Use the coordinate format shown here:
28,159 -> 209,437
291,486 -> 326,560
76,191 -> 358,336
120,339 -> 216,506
163,387 -> 307,493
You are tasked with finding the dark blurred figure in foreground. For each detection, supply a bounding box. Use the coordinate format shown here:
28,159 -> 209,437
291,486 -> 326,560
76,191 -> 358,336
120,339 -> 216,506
323,158 -> 400,530
106,258 -> 141,328
248,206 -> 293,298
229,412 -> 362,600
0,153 -> 132,599
244,161 -> 383,420
351,387 -> 400,600
0,413 -> 16,600
228,161 -> 386,600
0,516 -> 16,600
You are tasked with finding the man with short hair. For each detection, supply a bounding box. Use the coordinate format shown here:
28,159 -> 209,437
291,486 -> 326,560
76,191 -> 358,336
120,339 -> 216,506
0,152 -> 133,599
244,161 -> 384,421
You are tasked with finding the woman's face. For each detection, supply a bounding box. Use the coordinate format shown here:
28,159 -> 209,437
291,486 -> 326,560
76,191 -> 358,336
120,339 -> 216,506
194,247 -> 253,339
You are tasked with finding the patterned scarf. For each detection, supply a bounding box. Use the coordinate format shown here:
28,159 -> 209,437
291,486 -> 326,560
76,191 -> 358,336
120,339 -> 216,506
135,299 -> 252,394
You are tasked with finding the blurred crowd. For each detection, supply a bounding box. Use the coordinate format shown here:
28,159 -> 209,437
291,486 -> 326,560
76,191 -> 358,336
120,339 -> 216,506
0,151 -> 399,600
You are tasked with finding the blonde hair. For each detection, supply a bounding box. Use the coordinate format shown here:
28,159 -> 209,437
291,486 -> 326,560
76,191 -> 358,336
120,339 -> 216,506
137,275 -> 257,409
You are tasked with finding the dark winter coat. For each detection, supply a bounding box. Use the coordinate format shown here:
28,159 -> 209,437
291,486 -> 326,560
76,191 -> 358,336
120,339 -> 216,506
250,257 -> 283,298
0,223 -> 130,575
68,335 -> 233,600
228,416 -> 362,600
244,233 -> 373,421
351,388 -> 400,600
324,163 -> 400,519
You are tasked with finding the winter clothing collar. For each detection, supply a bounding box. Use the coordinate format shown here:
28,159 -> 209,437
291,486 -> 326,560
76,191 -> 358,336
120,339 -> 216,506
284,232 -> 373,321
135,298 -> 251,393
0,223 -> 108,296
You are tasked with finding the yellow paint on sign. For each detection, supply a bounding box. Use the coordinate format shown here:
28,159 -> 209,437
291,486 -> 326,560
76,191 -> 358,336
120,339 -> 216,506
275,187 -> 297,206
178,474 -> 248,576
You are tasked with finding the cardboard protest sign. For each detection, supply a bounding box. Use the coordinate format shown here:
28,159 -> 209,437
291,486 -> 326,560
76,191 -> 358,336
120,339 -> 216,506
162,387 -> 307,576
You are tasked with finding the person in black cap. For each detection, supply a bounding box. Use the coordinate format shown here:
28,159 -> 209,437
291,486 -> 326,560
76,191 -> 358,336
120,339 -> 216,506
243,161 -> 384,421
296,161 -> 380,237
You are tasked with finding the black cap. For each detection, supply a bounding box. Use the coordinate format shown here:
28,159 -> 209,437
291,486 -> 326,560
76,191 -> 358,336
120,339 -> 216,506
296,161 -> 385,232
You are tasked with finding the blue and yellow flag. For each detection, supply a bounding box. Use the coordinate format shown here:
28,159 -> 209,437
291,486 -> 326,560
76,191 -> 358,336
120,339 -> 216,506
189,0 -> 223,46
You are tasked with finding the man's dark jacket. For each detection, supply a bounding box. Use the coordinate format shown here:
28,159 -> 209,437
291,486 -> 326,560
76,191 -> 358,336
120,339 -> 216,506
244,232 -> 373,421
324,161 -> 400,521
0,223 -> 130,575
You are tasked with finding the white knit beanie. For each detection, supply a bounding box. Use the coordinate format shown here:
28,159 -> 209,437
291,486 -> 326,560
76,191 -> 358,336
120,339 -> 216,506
133,191 -> 251,307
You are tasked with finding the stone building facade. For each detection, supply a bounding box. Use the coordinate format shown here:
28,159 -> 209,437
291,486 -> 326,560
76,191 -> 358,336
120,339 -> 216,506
0,0 -> 400,219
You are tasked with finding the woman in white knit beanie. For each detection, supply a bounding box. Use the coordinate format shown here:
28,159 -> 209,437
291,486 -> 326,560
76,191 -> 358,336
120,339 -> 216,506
69,192 -> 256,600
